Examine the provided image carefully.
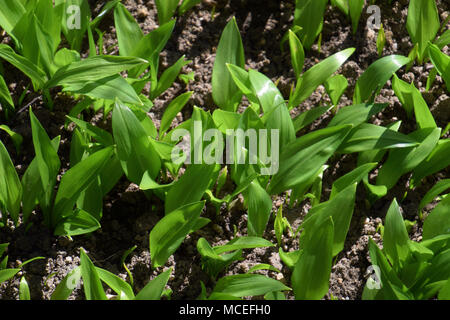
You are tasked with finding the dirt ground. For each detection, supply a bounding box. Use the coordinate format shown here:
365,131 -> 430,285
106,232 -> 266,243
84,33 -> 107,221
0,0 -> 449,300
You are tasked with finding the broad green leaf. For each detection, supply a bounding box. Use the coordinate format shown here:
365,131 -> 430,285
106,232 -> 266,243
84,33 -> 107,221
289,30 -> 305,79
328,103 -> 387,127
290,48 -> 355,108
292,217 -> 334,300
160,92 -> 192,136
349,0 -> 364,34
226,64 -> 257,102
213,236 -> 274,255
353,55 -> 410,104
0,140 -> 22,223
54,48 -> 81,69
150,201 -> 206,268
406,0 -> 440,62
428,44 -> 450,90
135,268 -> 172,300
112,100 -> 161,184
293,106 -> 332,133
268,125 -> 352,195
212,109 -> 241,134
54,209 -> 101,236
151,55 -> 190,99
30,109 -> 61,225
51,266 -> 81,300
337,123 -> 419,153
0,269 -> 20,284
80,249 -> 107,300
155,0 -> 178,25
330,162 -> 377,199
66,116 -> 113,146
212,17 -> 245,112
0,0 -> 25,38
438,278 -> 450,300
53,146 -> 113,223
435,29 -> 450,49
411,139 -> 450,187
324,74 -> 348,106
45,55 -> 147,89
383,199 -> 410,271
96,267 -> 135,300
61,74 -> 142,105
423,195 -> 450,241
419,179 -> 450,212
179,0 -> 202,14
19,276 -> 30,300
0,75 -> 14,110
212,274 -> 290,298
0,44 -> 47,89
376,127 -> 441,190
114,3 -> 143,57
293,0 -> 328,50
301,183 -> 357,256
245,180 -> 273,237
392,74 -> 436,129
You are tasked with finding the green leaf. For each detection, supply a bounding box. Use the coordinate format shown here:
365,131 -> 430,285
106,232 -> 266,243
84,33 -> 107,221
290,48 -> 355,108
213,237 -> 274,255
330,162 -> 377,199
383,199 -> 410,271
0,44 -> 47,89
151,55 -> 190,99
438,278 -> 450,300
293,0 -> 328,50
289,30 -> 305,79
328,103 -> 387,127
112,100 -> 161,184
0,0 -> 25,38
66,116 -> 113,146
419,179 -> 450,212
46,55 -> 147,89
353,55 -> 410,104
377,24 -> 386,57
212,17 -> 245,112
428,44 -> 450,90
62,75 -> 142,105
301,183 -> 357,257
0,75 -> 14,110
51,266 -> 81,300
96,267 -> 135,300
293,106 -> 332,132
135,268 -> 172,300
212,274 -> 290,298
406,0 -> 440,62
392,74 -> 436,129
165,164 -> 218,214
0,139 -> 22,223
0,268 -> 20,284
19,276 -> 30,300
376,127 -> 441,190
349,0 -> 364,34
114,3 -> 143,57
150,201 -> 206,268
53,146 -> 113,224
411,139 -> 450,187
268,125 -> 352,195
324,74 -> 348,106
337,123 -> 419,153
179,0 -> 202,15
155,0 -> 178,25
80,249 -> 107,300
292,217 -> 334,300
423,195 -> 450,241
54,209 -> 101,236
197,238 -> 242,279
246,180 -> 273,237
160,92 -> 192,136
212,109 -> 241,134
